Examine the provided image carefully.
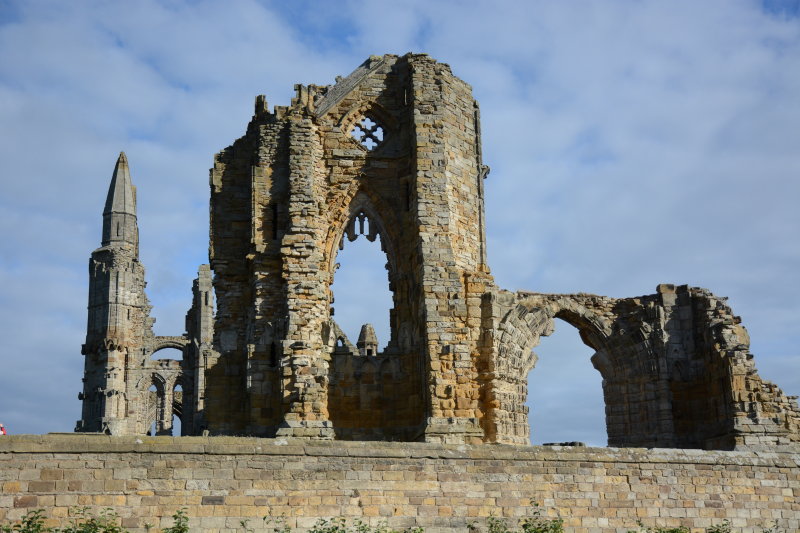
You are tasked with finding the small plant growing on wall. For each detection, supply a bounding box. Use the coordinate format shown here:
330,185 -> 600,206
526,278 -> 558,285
161,510 -> 189,533
1,509 -> 50,533
263,516 -> 292,533
626,520 -> 740,533
467,503 -> 564,533
60,508 -> 126,533
0,509 -> 785,533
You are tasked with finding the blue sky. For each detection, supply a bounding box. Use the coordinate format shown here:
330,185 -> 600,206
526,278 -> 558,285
0,0 -> 798,446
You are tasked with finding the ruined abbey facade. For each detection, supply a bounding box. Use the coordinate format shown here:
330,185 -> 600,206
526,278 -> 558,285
77,54 -> 800,450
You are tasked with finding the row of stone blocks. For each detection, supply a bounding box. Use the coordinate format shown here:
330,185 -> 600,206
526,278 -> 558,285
0,435 -> 798,532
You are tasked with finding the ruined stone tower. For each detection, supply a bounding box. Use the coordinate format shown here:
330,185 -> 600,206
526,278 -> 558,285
206,53 -> 494,442
77,153 -> 213,436
78,54 -> 800,450
78,152 -> 143,434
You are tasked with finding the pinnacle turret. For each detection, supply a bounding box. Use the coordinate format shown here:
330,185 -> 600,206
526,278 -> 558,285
101,151 -> 138,251
357,323 -> 379,356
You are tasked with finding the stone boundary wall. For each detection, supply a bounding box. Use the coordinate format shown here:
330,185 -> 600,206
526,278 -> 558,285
0,436 -> 798,533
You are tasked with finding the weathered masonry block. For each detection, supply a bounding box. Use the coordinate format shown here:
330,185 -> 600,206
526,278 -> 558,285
77,53 -> 800,450
0,436 -> 798,533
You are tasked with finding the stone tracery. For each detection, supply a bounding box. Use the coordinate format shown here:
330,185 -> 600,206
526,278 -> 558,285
349,116 -> 385,151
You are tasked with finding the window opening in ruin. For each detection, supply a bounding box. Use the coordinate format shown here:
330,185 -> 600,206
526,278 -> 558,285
172,384 -> 182,436
150,346 -> 182,361
330,217 -> 392,353
349,116 -> 385,151
526,318 -> 607,446
148,384 -> 158,436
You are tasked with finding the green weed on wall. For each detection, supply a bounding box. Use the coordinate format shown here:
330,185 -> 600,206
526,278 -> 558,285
1,508 -> 785,533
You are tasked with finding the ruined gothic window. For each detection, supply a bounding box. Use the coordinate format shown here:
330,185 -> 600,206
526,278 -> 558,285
331,210 -> 393,354
350,116 -> 385,151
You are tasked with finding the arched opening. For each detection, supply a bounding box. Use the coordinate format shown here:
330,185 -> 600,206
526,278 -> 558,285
146,373 -> 177,436
150,346 -> 182,361
172,383 -> 183,436
329,214 -> 393,352
326,203 -> 423,441
147,384 -> 158,436
526,318 -> 607,446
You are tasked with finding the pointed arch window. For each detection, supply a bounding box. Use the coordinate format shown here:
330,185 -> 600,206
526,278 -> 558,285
331,207 -> 395,354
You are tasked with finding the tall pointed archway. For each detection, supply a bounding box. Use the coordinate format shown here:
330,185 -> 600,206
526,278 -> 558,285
325,194 -> 424,440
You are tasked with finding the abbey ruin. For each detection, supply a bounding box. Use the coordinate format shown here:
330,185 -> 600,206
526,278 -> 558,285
76,53 -> 800,450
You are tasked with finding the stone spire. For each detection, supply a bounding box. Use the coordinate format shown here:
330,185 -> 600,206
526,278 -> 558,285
77,152 -> 148,435
357,324 -> 379,356
101,151 -> 138,252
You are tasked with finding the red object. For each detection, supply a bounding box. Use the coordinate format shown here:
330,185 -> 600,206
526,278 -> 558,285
0,426 -> 6,435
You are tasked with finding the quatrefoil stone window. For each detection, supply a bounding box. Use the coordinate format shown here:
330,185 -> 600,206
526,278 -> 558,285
350,116 -> 385,151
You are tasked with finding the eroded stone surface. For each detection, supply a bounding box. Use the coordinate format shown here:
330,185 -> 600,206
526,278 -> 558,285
77,54 -> 799,450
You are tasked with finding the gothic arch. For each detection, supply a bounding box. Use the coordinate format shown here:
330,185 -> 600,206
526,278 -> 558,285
337,101 -> 398,141
324,184 -> 423,439
324,187 -> 400,278
495,298 -> 615,376
172,380 -> 184,428
487,295 -> 629,444
324,187 -> 402,348
148,372 -> 167,392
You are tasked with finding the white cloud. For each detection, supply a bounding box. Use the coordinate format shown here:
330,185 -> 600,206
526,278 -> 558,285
0,0 -> 797,446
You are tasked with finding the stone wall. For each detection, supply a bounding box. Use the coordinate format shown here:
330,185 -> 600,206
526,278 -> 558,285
1,436 -> 798,533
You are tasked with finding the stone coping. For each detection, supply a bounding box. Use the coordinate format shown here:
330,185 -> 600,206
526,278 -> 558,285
0,434 -> 797,468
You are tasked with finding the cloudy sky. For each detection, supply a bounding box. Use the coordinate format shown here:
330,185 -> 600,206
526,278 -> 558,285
1,0 -> 798,446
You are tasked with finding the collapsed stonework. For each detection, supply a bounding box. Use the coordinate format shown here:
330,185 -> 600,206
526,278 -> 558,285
77,53 -> 800,450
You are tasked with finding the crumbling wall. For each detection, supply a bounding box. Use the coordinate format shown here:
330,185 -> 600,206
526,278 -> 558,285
196,54 -> 800,448
487,284 -> 800,449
